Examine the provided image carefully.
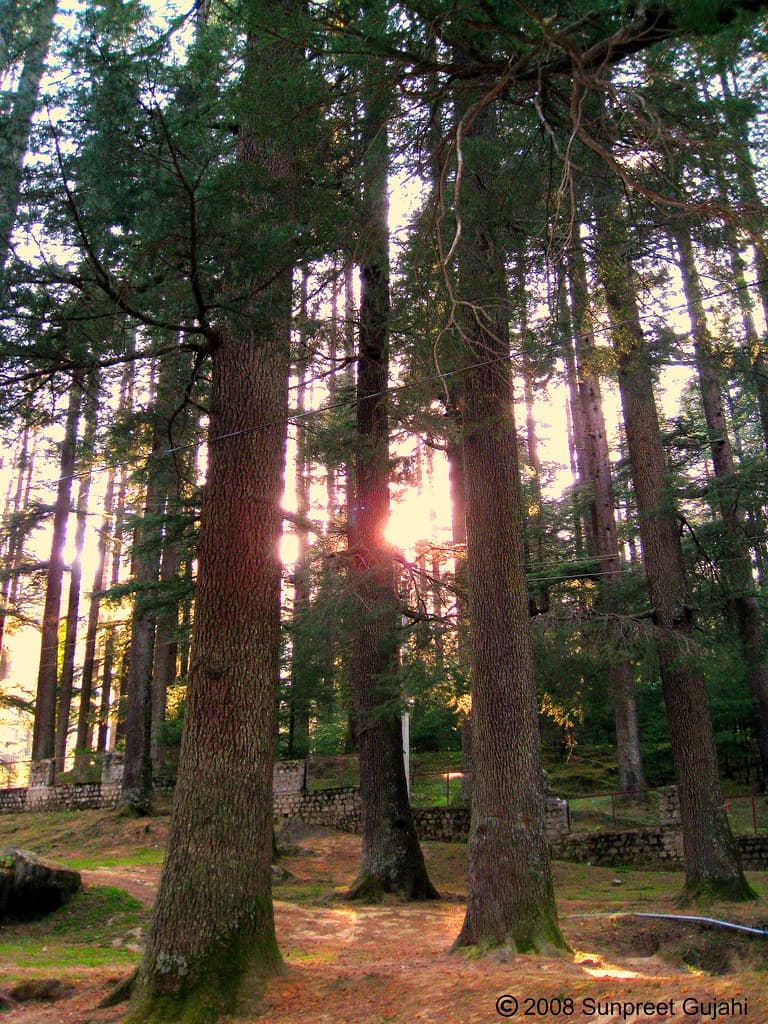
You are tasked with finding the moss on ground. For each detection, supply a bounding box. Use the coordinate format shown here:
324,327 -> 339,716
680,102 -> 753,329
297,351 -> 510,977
0,885 -> 147,976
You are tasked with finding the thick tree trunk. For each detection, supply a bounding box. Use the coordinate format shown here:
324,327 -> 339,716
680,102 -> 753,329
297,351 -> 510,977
452,92 -> 565,954
595,201 -> 753,902
567,231 -> 645,794
31,384 -> 80,769
134,313 -> 289,1018
673,222 -> 768,790
132,5 -> 307,1015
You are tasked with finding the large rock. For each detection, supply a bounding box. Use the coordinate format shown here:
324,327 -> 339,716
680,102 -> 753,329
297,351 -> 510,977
0,848 -> 81,921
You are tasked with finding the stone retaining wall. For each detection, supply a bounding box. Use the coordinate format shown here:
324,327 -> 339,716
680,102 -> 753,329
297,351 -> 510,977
3,772 -> 766,870
734,836 -> 768,871
274,787 -> 569,844
553,828 -> 683,868
552,828 -> 768,870
0,777 -> 174,814
273,761 -> 307,795
274,786 -> 361,831
0,788 -> 27,814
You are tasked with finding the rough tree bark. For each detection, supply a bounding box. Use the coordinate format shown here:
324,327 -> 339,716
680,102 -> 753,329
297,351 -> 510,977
130,4 -> 303,1017
346,5 -> 438,901
595,194 -> 754,902
132,315 -> 290,1019
451,87 -> 566,954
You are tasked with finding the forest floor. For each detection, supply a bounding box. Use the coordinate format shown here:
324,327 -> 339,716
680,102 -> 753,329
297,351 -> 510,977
1,806 -> 767,1023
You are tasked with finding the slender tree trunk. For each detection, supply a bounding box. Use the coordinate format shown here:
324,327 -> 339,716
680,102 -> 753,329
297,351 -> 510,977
325,260 -> 342,520
559,278 -> 590,559
150,386 -> 196,769
447,432 -> 473,801
346,18 -> 437,901
55,387 -> 97,772
341,258 -> 359,756
595,198 -> 753,902
717,67 -> 768,451
95,361 -> 133,753
122,346 -> 196,809
177,557 -> 193,684
75,465 -> 114,763
0,424 -> 33,668
522,359 -> 548,613
97,460 -> 129,754
567,231 -> 646,794
422,445 -> 445,663
673,221 -> 768,790
97,632 -> 115,754
0,0 -> 57,291
31,384 -> 81,772
288,269 -> 312,760
120,434 -> 166,812
452,89 -> 565,954
725,388 -> 767,583
149,490 -> 180,768
516,253 -> 547,614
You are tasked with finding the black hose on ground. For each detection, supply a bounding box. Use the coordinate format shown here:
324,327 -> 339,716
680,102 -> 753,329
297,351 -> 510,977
565,911 -> 768,937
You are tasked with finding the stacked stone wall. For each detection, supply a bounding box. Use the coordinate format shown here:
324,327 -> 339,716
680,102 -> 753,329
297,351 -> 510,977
552,828 -> 768,870
273,789 -> 568,843
274,787 -> 361,831
273,761 -> 307,795
2,770 -> 766,870
0,777 -> 174,815
553,828 -> 683,868
0,788 -> 27,813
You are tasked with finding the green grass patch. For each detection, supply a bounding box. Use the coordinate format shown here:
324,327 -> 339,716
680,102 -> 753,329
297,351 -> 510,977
276,880 -> 343,904
67,846 -> 165,871
0,885 -> 148,972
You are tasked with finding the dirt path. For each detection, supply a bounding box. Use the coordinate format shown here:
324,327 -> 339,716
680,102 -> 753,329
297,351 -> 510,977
2,830 -> 766,1023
